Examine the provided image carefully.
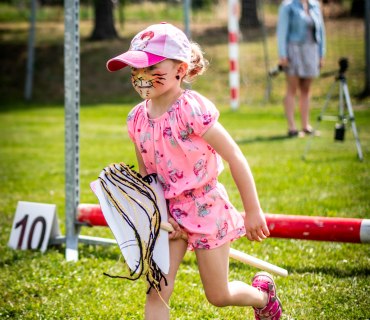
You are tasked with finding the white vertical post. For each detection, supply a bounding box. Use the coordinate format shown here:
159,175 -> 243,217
184,0 -> 191,39
64,0 -> 80,261
24,0 -> 36,101
364,0 -> 370,95
228,0 -> 240,110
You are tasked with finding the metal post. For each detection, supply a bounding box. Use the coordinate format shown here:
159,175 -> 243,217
364,0 -> 370,96
184,0 -> 191,39
24,0 -> 36,101
64,0 -> 80,261
258,0 -> 272,102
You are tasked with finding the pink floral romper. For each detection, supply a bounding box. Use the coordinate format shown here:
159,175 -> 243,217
127,90 -> 246,250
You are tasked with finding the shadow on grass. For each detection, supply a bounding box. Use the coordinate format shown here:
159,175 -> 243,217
48,242 -> 122,261
236,134 -> 291,144
290,265 -> 370,277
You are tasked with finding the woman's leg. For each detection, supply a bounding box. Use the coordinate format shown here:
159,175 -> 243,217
195,242 -> 267,308
284,75 -> 299,133
145,238 -> 188,320
299,78 -> 313,131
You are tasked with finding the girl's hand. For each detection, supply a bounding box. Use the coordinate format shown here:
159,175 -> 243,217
243,210 -> 270,242
168,217 -> 184,240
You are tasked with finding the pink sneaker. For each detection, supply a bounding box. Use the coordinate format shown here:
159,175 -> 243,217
252,272 -> 282,320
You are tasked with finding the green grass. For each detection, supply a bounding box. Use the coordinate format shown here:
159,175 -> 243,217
0,102 -> 369,319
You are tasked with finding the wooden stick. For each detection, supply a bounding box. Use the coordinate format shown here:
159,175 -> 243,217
160,222 -> 288,277
77,203 -> 288,277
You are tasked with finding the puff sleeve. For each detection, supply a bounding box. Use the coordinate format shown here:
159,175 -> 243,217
177,91 -> 220,137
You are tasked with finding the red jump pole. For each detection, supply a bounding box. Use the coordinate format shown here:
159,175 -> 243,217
78,204 -> 108,226
77,204 -> 370,244
264,213 -> 370,244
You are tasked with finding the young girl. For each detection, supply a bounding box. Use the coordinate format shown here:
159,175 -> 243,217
106,22 -> 282,320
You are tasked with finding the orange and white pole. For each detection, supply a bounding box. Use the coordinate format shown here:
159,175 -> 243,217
228,0 -> 240,110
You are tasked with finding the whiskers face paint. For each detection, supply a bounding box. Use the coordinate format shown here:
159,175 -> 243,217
131,66 -> 168,98
130,60 -> 182,99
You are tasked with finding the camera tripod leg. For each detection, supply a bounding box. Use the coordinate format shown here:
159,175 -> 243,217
342,82 -> 364,161
339,80 -> 345,120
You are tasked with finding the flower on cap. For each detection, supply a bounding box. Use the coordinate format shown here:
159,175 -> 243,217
131,31 -> 155,51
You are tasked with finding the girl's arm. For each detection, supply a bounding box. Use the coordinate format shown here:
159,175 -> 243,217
203,122 -> 270,242
134,144 -> 148,176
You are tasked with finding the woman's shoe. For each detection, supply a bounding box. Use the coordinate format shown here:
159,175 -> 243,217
287,130 -> 298,138
302,128 -> 314,135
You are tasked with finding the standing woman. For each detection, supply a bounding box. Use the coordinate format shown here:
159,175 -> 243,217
277,0 -> 326,137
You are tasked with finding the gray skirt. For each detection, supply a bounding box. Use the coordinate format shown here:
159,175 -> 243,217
287,41 -> 320,78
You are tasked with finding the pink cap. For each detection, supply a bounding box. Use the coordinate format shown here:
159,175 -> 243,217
106,23 -> 191,72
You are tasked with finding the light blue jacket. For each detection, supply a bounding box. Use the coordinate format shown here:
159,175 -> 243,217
277,0 -> 326,58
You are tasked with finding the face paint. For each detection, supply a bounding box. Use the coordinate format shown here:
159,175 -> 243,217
131,67 -> 168,99
130,60 -> 184,101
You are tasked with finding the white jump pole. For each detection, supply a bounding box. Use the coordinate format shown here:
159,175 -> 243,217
160,221 -> 288,277
77,204 -> 289,277
228,0 -> 240,110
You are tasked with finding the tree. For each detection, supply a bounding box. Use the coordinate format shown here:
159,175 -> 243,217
351,0 -> 365,18
90,0 -> 118,40
240,0 -> 260,29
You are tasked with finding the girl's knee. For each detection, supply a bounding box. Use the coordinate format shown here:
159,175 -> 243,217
204,291 -> 228,307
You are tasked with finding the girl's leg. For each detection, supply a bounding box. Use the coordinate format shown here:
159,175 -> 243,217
145,238 -> 188,320
299,78 -> 313,131
195,242 -> 267,308
284,75 -> 299,133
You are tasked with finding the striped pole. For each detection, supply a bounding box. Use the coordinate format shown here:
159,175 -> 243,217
77,204 -> 370,244
228,0 -> 240,110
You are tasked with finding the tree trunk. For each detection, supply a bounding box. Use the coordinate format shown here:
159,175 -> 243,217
240,0 -> 260,29
351,0 -> 365,18
90,0 -> 118,40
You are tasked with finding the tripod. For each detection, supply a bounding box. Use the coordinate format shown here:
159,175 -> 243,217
303,58 -> 364,161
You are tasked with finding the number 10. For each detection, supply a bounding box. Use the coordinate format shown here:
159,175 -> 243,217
15,214 -> 47,250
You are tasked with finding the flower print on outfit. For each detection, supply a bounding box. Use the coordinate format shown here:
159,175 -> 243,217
127,90 -> 246,250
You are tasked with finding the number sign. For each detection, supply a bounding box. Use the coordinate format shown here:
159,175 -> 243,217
8,201 -> 60,252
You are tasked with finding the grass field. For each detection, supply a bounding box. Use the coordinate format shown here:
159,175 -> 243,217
1,2 -> 370,319
1,102 -> 369,319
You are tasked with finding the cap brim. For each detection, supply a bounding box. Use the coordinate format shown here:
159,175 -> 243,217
106,51 -> 166,72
